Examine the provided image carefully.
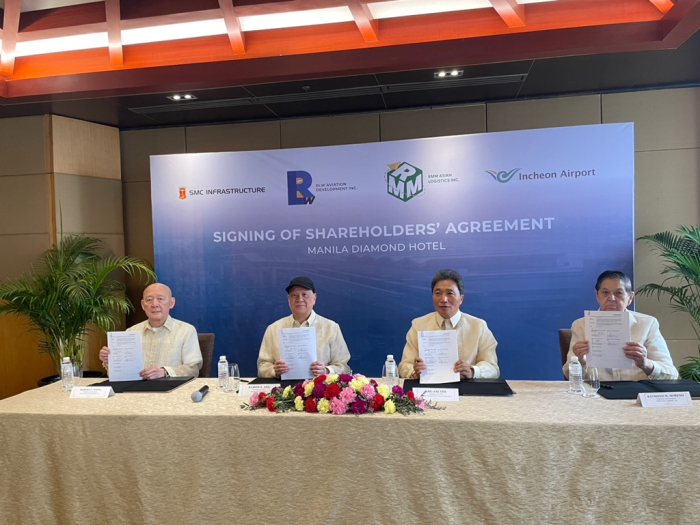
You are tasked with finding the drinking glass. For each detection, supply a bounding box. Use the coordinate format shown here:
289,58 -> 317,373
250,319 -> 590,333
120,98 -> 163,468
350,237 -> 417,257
228,363 -> 240,393
582,366 -> 600,398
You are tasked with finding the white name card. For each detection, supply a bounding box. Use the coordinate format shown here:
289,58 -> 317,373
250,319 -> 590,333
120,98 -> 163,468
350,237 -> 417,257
70,386 -> 115,399
412,387 -> 459,402
240,383 -> 280,398
637,391 -> 692,408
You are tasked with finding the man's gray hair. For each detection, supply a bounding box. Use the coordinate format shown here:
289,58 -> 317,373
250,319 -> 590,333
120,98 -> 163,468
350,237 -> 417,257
431,269 -> 464,295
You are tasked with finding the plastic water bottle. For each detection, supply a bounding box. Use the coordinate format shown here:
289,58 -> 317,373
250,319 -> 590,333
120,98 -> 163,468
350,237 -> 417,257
384,354 -> 398,386
61,357 -> 74,392
568,355 -> 583,394
218,356 -> 229,389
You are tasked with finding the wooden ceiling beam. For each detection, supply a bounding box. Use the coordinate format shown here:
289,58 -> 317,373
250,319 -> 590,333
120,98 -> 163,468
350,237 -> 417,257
648,0 -> 674,14
105,0 -> 124,67
0,0 -> 22,77
490,0 -> 525,28
347,0 -> 378,43
218,0 -> 246,55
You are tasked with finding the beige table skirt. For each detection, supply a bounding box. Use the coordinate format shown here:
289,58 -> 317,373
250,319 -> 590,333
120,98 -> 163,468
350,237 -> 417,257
1,379 -> 699,525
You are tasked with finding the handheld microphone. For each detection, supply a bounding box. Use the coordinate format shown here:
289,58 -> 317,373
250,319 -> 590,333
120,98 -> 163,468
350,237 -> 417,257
191,385 -> 210,403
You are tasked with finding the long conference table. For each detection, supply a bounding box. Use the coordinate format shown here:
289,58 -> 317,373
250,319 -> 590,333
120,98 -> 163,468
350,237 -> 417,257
1,379 -> 699,525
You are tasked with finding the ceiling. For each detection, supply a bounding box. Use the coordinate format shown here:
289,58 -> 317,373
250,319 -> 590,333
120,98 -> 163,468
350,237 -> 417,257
0,0 -> 698,129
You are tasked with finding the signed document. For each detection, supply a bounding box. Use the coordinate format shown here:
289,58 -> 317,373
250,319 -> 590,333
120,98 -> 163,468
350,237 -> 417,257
107,331 -> 144,381
418,330 -> 460,384
279,326 -> 317,380
584,310 -> 633,369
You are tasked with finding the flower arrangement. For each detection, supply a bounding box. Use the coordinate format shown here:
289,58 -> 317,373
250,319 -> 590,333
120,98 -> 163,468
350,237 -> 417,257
242,373 -> 429,415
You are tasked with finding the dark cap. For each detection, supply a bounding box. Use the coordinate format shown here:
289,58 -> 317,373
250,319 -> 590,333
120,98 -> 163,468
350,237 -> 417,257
285,276 -> 315,294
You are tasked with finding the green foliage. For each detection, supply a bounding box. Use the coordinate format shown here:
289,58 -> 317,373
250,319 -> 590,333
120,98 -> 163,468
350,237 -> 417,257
637,226 -> 700,381
0,234 -> 155,373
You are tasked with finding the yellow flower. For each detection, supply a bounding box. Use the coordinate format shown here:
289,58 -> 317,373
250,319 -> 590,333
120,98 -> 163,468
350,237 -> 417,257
384,400 -> 396,414
294,396 -> 304,411
324,374 -> 339,384
360,376 -> 370,385
377,384 -> 391,398
350,378 -> 364,392
317,399 -> 330,413
283,386 -> 294,399
304,382 -> 314,397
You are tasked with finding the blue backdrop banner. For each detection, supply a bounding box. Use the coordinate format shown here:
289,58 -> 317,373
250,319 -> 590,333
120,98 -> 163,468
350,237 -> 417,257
150,123 -> 634,379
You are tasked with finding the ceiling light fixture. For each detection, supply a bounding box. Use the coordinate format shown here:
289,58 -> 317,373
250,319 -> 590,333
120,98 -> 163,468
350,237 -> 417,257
434,69 -> 463,79
167,94 -> 197,101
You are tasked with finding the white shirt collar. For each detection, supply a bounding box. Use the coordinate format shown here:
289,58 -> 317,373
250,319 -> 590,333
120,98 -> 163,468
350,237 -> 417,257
435,310 -> 461,329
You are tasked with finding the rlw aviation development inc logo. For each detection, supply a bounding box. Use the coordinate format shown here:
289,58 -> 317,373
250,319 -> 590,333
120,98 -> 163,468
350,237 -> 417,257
287,170 -> 315,205
386,161 -> 424,202
486,168 -> 520,183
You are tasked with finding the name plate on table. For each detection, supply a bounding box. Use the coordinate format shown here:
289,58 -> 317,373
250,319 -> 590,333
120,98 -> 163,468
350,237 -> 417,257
638,392 -> 692,408
413,387 -> 459,402
70,386 -> 115,399
240,383 -> 280,397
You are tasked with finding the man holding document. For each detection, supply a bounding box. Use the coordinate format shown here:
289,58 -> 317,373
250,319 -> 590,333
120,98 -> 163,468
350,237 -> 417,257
99,283 -> 203,379
563,271 -> 678,381
257,277 -> 351,378
399,269 -> 499,380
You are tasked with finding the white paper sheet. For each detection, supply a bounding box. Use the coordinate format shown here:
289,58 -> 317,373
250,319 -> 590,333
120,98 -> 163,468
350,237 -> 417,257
418,330 -> 460,384
279,326 -> 317,380
584,310 -> 634,369
107,331 -> 144,381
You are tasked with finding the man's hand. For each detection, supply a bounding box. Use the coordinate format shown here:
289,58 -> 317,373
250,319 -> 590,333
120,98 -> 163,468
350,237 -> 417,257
572,340 -> 590,366
273,360 -> 289,378
412,357 -> 427,379
310,361 -> 327,377
99,346 -> 110,364
140,366 -> 166,380
454,359 -> 474,379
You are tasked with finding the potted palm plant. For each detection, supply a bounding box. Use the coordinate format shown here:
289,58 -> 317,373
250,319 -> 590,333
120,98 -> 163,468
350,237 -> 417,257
637,225 -> 700,381
0,234 -> 155,379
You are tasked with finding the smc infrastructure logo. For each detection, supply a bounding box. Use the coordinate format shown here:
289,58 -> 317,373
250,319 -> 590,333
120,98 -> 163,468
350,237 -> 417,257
486,168 -> 520,183
386,161 -> 424,202
287,170 -> 315,205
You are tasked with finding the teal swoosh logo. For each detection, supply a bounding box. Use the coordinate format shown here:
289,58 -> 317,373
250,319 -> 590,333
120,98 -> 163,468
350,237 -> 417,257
486,168 -> 520,183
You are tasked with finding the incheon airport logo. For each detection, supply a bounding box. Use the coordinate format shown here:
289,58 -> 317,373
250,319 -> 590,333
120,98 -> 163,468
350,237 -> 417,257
287,170 -> 316,205
486,168 -> 520,183
386,161 -> 424,202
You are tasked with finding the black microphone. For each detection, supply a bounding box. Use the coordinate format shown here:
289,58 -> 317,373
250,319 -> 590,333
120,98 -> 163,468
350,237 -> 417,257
191,385 -> 210,403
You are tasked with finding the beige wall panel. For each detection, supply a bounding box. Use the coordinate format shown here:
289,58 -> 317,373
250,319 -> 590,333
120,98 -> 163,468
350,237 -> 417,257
186,121 -> 281,153
54,174 -> 124,235
487,95 -> 601,132
0,115 -> 49,176
634,149 -> 700,237
0,174 -> 50,235
281,113 -> 380,148
123,181 -> 154,326
0,316 -> 57,400
51,116 -> 120,180
603,88 -> 700,152
666,339 -> 698,372
380,105 -> 486,141
0,234 -> 50,281
121,128 -> 187,183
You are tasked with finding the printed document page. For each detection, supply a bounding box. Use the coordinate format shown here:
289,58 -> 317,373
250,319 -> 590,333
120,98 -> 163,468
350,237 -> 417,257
418,330 -> 460,384
279,326 -> 317,380
107,331 -> 144,381
584,310 -> 633,369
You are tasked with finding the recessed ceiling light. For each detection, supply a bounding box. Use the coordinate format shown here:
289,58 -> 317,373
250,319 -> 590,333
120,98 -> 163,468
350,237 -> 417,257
436,71 -> 447,78
167,94 -> 197,101
434,69 -> 463,79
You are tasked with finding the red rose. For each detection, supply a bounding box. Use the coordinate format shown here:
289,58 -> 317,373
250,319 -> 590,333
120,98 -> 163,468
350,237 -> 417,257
313,374 -> 327,385
407,391 -> 415,401
259,394 -> 268,405
324,383 -> 341,399
372,394 -> 385,411
266,396 -> 276,412
305,397 -> 317,413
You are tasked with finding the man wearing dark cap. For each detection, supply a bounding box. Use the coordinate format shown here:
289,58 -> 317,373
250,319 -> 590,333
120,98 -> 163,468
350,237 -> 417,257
257,276 -> 352,378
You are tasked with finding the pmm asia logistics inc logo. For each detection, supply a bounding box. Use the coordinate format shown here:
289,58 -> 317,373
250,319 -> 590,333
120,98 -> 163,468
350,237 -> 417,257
486,167 -> 597,183
386,161 -> 424,202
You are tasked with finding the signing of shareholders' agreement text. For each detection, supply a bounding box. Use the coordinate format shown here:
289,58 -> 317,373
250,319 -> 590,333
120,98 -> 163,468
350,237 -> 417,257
150,123 -> 634,379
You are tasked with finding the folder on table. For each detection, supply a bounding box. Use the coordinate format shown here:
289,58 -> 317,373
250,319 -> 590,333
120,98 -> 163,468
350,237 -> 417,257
597,380 -> 700,400
402,378 -> 514,396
